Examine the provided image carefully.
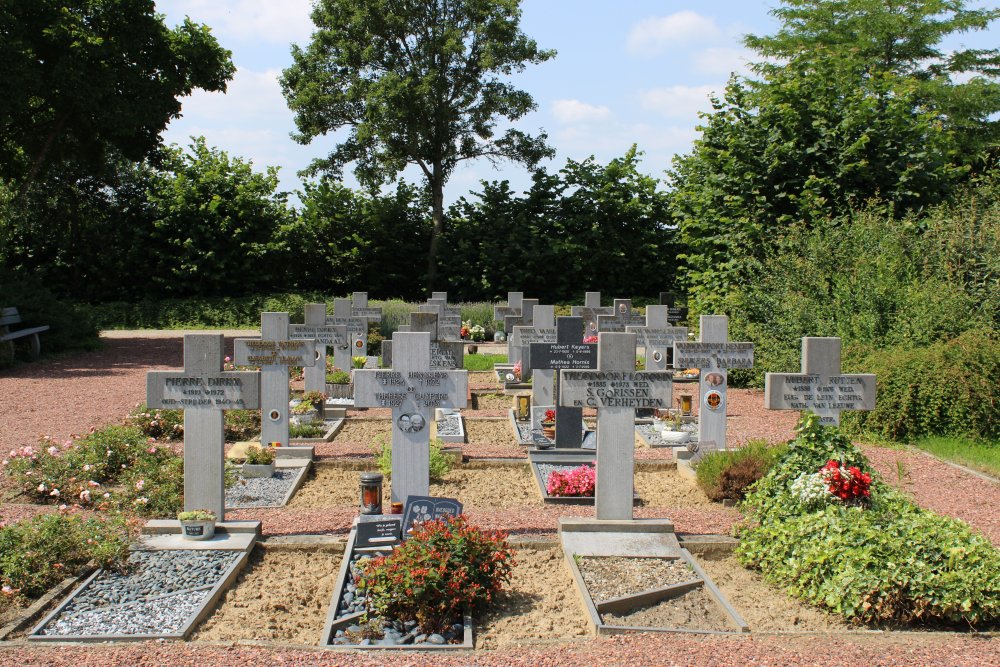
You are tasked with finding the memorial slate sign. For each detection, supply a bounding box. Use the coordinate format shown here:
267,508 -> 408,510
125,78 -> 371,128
401,495 -> 463,539
356,516 -> 403,548
528,342 -> 597,370
147,373 -> 258,410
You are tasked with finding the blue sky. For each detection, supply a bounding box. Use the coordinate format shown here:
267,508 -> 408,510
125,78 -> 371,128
159,1 -> 997,205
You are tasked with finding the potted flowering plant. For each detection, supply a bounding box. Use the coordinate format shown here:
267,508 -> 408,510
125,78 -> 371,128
243,444 -> 276,478
540,409 -> 556,440
178,509 -> 217,540
660,413 -> 690,444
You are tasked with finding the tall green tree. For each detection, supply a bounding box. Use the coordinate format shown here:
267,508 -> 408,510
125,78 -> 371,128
669,0 -> 1000,313
0,0 -> 235,197
281,0 -> 554,292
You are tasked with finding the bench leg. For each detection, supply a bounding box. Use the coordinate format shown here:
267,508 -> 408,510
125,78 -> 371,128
29,333 -> 41,359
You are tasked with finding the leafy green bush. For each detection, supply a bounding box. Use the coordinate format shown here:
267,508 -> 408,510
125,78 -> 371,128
356,515 -> 515,633
844,329 -> 1000,440
0,512 -> 131,600
289,422 -> 326,438
88,292 -> 332,329
737,414 -> 1000,626
695,439 -> 785,501
126,404 -> 260,442
375,438 -> 453,482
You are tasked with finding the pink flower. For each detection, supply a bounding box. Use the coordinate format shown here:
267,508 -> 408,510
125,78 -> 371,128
88,480 -> 100,487
80,490 -> 91,502
49,488 -> 60,497
135,479 -> 145,491
37,483 -> 47,493
1,585 -> 15,596
47,446 -> 59,456
224,356 -> 231,363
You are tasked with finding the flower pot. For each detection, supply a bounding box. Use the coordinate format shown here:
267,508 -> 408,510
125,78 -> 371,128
661,429 -> 690,444
180,519 -> 216,541
243,462 -> 275,478
467,344 -> 478,354
541,422 -> 555,439
292,408 -> 319,424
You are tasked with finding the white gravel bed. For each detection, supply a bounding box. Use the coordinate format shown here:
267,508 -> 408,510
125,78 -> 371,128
226,469 -> 299,508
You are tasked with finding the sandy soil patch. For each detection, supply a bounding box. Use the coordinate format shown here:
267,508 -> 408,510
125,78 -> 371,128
334,420 -> 390,448
194,547 -> 341,645
602,586 -> 733,631
468,371 -> 500,388
473,393 -> 512,411
578,557 -> 695,601
465,419 -> 517,447
635,469 -> 715,507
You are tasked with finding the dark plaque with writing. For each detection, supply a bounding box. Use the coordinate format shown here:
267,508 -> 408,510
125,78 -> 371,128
529,342 -> 597,370
401,495 -> 463,539
356,516 -> 403,548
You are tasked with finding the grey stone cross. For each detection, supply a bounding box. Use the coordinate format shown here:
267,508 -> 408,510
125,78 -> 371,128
512,305 -> 555,387
290,303 -> 346,395
147,334 -> 260,519
597,298 -> 646,333
626,305 -> 688,371
571,291 -> 612,337
529,316 -> 596,448
327,298 -> 368,373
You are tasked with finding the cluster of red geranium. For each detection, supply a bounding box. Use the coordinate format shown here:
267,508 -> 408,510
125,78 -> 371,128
546,463 -> 596,497
544,409 -> 556,423
820,459 -> 871,501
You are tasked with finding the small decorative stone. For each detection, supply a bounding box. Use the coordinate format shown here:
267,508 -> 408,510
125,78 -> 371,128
427,633 -> 446,644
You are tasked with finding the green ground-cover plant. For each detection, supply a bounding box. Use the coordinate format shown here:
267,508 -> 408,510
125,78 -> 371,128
244,445 -> 275,465
462,353 -> 506,371
737,413 -> 1000,626
289,423 -> 326,439
356,515 -> 515,633
177,509 -> 216,521
695,439 -> 787,502
375,438 -> 453,482
0,511 -> 132,601
327,367 -> 352,384
910,436 -> 1000,479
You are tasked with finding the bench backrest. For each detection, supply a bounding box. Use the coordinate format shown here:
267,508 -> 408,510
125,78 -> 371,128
1,307 -> 23,328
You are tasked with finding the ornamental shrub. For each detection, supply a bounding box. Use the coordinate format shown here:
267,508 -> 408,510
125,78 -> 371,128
695,439 -> 785,501
356,515 -> 515,633
375,438 -> 453,482
0,511 -> 131,600
126,404 -> 260,442
546,464 -> 595,497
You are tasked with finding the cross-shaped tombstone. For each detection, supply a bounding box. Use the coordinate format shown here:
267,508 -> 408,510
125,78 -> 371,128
493,291 -> 523,325
571,291 -> 612,337
234,313 -> 317,447
626,305 -> 688,371
351,291 -> 383,327
512,305 -> 555,388
290,304 -> 347,395
597,298 -> 646,333
409,311 -> 464,369
147,334 -> 260,519
529,316 -> 597,448
354,332 -> 468,502
673,315 -> 754,452
559,333 -> 673,520
764,337 -> 876,426
420,298 -> 462,341
327,298 -> 368,373
505,298 -> 538,370
659,292 -> 689,325
380,322 -> 411,368
431,291 -> 449,301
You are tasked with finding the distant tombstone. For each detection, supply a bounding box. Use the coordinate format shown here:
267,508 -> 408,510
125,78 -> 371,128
410,311 -> 464,369
356,515 -> 403,548
400,495 -> 463,539
659,292 -> 689,325
420,298 -> 462,341
147,334 -> 260,519
673,315 -> 754,452
380,323 -> 410,368
290,303 -> 346,394
327,298 -> 367,372
626,305 -> 688,371
493,291 -> 524,323
353,332 -> 468,502
559,332 -> 673,520
234,313 -> 317,447
351,291 -> 383,326
571,291 -> 612,336
505,298 -> 538,369
765,337 -> 876,426
597,298 -> 645,333
529,316 -> 597,448
512,305 -> 555,387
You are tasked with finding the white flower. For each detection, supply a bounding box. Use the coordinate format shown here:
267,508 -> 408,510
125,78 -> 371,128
1,460 -> 7,466
103,493 -> 111,499
37,483 -> 47,493
49,488 -> 60,497
1,585 -> 14,595
47,446 -> 59,456
80,490 -> 91,502
83,464 -> 92,471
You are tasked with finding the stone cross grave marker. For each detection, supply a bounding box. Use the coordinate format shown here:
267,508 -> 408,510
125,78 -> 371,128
673,315 -> 754,452
351,291 -> 383,327
529,316 -> 596,448
597,298 -> 646,333
571,291 -> 612,337
493,291 -> 523,326
505,298 -> 538,371
560,333 -> 673,520
147,334 -> 260,519
234,312 -> 317,447
431,291 -> 449,301
765,337 -> 876,426
290,303 -> 346,395
626,305 -> 688,371
659,292 -> 688,325
420,298 -> 462,341
512,305 -> 555,389
354,332 -> 468,502
384,311 -> 464,370
327,298 -> 368,373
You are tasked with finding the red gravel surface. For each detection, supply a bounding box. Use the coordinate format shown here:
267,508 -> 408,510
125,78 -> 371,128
3,333 -> 999,666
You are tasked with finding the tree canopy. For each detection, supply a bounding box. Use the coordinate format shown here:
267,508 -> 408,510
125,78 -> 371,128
281,0 -> 554,291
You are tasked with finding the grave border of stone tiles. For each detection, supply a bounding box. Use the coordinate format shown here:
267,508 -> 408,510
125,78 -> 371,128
435,411 -> 466,444
320,524 -> 474,650
289,417 -> 345,444
507,408 -> 538,446
27,539 -> 255,643
225,461 -> 313,511
528,452 -> 640,506
0,571 -> 94,641
561,547 -> 749,636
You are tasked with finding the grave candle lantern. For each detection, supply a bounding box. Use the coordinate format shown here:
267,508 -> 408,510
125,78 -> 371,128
515,393 -> 531,421
679,395 -> 693,415
359,472 -> 383,515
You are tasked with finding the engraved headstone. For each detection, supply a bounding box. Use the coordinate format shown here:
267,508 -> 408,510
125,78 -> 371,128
529,316 -> 596,448
512,305 -> 555,387
351,291 -> 383,326
400,495 -> 463,539
234,312 -> 317,447
327,298 -> 368,373
597,298 -> 645,333
673,315 -> 754,451
505,298 -> 539,372
493,291 -> 524,324
626,305 -> 688,371
559,333 -> 673,519
764,337 -> 876,426
383,311 -> 464,370
659,292 -> 689,325
356,515 -> 403,548
571,291 -> 612,337
290,303 -> 347,395
420,297 -> 462,341
147,334 -> 260,519
353,332 -> 468,502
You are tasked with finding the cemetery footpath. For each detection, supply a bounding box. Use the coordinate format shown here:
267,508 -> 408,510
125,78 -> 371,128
0,326 -> 998,666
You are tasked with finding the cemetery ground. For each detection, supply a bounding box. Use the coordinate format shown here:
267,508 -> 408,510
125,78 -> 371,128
0,332 -> 997,665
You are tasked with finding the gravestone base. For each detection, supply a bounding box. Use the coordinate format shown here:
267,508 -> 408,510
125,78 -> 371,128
227,441 -> 315,462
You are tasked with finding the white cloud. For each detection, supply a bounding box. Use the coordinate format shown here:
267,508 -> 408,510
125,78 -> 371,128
171,66 -> 291,126
552,99 -> 613,124
626,11 -> 721,56
638,85 -> 718,119
164,0 -> 313,45
693,46 -> 755,77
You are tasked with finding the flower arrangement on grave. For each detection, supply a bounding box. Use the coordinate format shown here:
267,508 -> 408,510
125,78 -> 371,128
791,459 -> 871,507
546,463 -> 596,497
583,335 -> 598,344
352,355 -> 367,369
355,515 -> 515,637
512,360 -> 522,381
300,391 -> 327,409
243,445 -> 276,466
540,409 -> 556,439
461,322 -> 471,339
177,509 -> 216,522
469,324 -> 485,342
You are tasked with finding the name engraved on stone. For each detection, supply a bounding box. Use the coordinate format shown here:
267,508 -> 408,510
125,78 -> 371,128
770,375 -> 874,411
328,316 -> 366,336
288,324 -> 346,346
529,343 -> 597,370
234,339 -> 316,367
673,342 -> 754,369
154,374 -> 258,409
352,307 -> 382,319
356,370 -> 466,408
515,327 -> 557,344
559,371 -> 673,409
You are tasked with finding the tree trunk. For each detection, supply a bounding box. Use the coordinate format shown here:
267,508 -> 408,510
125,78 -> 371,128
426,171 -> 444,294
16,113 -> 68,202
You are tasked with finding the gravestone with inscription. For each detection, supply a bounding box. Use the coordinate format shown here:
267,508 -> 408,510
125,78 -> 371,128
400,495 -> 463,539
504,298 -> 539,373
597,299 -> 646,333
353,332 -> 468,502
147,334 -> 260,519
513,305 -> 555,388
234,313 -> 317,447
659,292 -> 689,325
626,305 -> 688,371
382,311 -> 464,370
351,291 -> 382,328
530,316 -> 596,448
493,291 -> 523,326
673,315 -> 754,452
327,298 -> 368,373
290,304 -> 347,395
420,296 -> 462,341
571,291 -> 612,337
764,337 -> 876,426
560,333 -> 673,520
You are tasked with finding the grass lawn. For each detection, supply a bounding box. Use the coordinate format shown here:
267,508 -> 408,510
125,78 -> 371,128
464,353 -> 506,371
912,436 -> 1000,478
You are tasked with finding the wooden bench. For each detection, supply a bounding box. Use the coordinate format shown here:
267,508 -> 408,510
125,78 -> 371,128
1,307 -> 50,360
